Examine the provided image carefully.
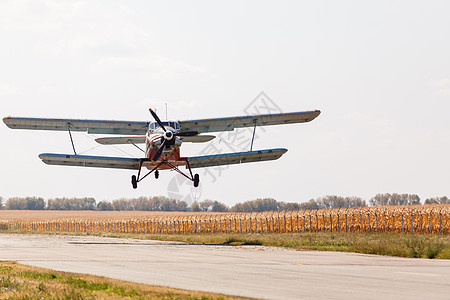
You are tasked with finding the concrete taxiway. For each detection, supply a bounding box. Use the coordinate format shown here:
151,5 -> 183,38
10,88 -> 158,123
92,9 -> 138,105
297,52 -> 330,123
0,234 -> 449,299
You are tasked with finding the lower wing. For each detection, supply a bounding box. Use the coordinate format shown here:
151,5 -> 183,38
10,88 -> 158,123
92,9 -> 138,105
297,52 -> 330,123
38,148 -> 287,170
38,153 -> 140,170
187,148 -> 287,168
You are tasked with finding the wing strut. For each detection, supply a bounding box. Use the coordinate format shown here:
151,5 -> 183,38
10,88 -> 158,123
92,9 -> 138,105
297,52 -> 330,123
130,141 -> 145,153
67,123 -> 77,155
250,119 -> 257,151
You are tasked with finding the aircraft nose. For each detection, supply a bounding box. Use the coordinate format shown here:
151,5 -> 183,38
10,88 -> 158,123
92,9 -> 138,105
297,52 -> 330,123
164,131 -> 173,140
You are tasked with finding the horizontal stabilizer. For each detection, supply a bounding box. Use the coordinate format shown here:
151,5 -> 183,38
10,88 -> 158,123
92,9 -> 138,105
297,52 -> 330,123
39,153 -> 140,170
187,148 -> 287,169
180,135 -> 215,143
95,135 -> 215,145
95,136 -> 146,145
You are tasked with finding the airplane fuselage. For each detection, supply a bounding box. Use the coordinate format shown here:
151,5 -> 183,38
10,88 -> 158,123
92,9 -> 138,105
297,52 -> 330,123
143,121 -> 185,170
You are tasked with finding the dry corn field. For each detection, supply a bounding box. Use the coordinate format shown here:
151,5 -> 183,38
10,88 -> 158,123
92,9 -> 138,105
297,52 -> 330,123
1,205 -> 449,235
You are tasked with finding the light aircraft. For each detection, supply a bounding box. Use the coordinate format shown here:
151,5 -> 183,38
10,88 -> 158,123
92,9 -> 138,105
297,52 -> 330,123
3,109 -> 320,189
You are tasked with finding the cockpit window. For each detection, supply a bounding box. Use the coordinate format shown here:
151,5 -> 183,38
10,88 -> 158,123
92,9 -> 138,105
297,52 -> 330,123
149,121 -> 180,131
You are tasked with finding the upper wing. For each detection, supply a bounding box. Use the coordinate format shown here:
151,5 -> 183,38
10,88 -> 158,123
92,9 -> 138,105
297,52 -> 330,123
39,153 -> 140,170
3,116 -> 148,135
179,110 -> 320,133
187,148 -> 287,169
4,110 -> 320,135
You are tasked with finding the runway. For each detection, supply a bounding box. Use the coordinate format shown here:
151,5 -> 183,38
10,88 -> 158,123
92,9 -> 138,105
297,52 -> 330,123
1,234 -> 449,299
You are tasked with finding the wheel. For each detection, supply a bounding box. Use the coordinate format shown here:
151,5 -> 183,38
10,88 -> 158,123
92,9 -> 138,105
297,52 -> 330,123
155,170 -> 159,179
193,173 -> 200,187
131,175 -> 138,189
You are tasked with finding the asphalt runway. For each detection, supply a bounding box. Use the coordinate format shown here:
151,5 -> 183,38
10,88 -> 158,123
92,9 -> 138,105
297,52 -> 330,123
1,234 -> 449,299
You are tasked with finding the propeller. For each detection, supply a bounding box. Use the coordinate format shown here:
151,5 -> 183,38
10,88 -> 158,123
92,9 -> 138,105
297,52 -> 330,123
152,138 -> 166,162
149,108 -> 201,162
149,108 -> 166,132
149,108 -> 199,136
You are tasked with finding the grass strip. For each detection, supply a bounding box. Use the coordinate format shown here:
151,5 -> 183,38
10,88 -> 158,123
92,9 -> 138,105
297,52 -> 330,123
0,261 -> 248,300
3,230 -> 450,259
107,232 -> 450,259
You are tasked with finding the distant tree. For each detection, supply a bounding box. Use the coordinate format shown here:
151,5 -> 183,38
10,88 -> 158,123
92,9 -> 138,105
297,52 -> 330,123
254,198 -> 280,212
314,195 -> 367,209
228,196 -> 367,213
370,193 -> 421,206
211,201 -> 228,212
0,196 -> 3,210
26,197 -> 46,210
370,194 -> 389,206
148,197 -> 162,211
6,198 -> 26,210
424,196 -> 449,205
175,200 -> 188,212
231,198 -> 280,212
345,196 -> 367,208
317,196 -> 341,209
6,197 -> 45,210
159,198 -> 188,211
229,202 -> 244,212
97,201 -> 113,211
81,197 -> 96,210
47,197 -> 96,210
159,198 -> 174,211
110,196 -> 187,211
129,197 -> 149,211
190,200 -> 226,212
198,200 -> 214,212
47,198 -> 64,210
190,201 -> 200,212
297,199 -> 320,210
281,202 -> 301,211
111,198 -> 134,211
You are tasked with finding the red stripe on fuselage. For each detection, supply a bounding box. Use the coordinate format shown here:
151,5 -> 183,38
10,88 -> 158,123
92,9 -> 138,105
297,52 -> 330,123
143,148 -> 184,170
144,133 -> 184,170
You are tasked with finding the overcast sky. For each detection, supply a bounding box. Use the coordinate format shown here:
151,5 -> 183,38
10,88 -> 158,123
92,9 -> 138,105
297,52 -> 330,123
1,0 -> 449,206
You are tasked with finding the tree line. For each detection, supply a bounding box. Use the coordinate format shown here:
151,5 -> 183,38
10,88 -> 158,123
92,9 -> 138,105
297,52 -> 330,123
107,197 -> 188,211
0,196 -> 187,212
0,193 -> 448,212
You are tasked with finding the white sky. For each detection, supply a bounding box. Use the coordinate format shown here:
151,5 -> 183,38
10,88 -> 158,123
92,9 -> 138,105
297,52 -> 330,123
1,0 -> 449,206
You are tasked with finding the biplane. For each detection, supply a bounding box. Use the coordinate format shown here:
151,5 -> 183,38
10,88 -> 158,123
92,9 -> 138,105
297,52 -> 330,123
3,109 -> 320,189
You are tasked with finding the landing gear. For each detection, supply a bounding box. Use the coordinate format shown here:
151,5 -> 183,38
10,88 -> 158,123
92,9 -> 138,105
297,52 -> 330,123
193,173 -> 200,187
131,159 -> 200,189
131,175 -> 137,189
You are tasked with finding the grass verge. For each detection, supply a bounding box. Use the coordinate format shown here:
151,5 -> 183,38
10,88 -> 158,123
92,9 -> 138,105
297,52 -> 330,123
0,261 -> 247,300
3,230 -> 450,259
115,232 -> 450,259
